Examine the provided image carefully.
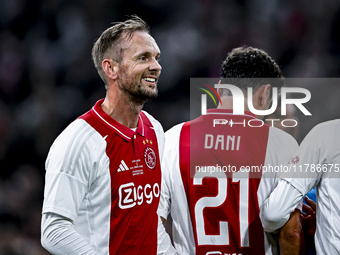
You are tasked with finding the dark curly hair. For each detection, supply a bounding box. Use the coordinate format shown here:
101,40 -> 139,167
220,46 -> 284,95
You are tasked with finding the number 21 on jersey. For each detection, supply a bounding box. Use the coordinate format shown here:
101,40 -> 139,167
193,169 -> 249,248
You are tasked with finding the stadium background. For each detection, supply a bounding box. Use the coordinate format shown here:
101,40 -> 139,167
1,0 -> 340,254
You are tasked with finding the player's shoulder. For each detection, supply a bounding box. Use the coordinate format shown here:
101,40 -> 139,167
302,119 -> 340,149
46,119 -> 107,175
268,125 -> 297,141
309,119 -> 340,137
56,118 -> 97,141
51,119 -> 104,156
268,125 -> 298,149
165,122 -> 186,139
162,122 -> 186,151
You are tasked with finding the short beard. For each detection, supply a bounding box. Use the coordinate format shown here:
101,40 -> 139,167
119,80 -> 158,105
130,84 -> 158,100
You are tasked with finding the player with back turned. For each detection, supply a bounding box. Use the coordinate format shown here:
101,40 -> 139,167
41,16 -> 175,254
158,47 -> 303,255
261,119 -> 340,254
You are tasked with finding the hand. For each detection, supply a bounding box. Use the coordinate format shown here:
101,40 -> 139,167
279,209 -> 303,255
300,196 -> 316,235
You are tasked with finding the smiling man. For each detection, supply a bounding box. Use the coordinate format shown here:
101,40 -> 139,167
41,16 -> 175,255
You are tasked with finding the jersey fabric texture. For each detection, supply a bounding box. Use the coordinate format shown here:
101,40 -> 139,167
266,119 -> 340,255
158,109 -> 298,255
42,99 -> 164,255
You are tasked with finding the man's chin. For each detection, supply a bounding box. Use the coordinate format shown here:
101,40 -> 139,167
131,89 -> 158,102
141,87 -> 158,99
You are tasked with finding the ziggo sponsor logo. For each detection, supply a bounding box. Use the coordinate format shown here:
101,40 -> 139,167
118,182 -> 160,209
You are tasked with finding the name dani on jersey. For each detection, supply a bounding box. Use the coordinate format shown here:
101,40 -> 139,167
204,134 -> 241,151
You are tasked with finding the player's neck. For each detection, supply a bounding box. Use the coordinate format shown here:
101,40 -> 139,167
101,90 -> 144,129
217,96 -> 266,120
217,96 -> 250,112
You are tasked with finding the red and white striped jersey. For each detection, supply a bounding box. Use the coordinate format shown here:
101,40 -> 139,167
43,99 -> 164,254
158,109 -> 298,255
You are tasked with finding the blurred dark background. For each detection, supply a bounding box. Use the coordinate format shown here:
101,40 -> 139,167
1,0 -> 340,254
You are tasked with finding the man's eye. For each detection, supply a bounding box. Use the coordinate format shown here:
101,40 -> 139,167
140,56 -> 147,61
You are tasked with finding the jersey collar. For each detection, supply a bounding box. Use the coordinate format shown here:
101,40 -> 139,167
91,99 -> 145,141
205,108 -> 258,119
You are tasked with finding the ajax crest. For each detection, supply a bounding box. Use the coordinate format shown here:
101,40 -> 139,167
144,147 -> 157,170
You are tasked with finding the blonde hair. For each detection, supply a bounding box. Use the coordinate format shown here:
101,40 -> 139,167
91,15 -> 150,84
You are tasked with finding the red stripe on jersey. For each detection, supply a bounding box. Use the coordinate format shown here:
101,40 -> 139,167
179,110 -> 268,255
79,100 -> 160,254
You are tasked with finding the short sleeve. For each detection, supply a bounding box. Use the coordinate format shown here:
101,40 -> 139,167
42,119 -> 104,221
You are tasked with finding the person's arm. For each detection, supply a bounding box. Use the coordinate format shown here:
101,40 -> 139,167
278,209 -> 305,255
157,216 -> 178,255
260,179 -> 303,233
260,180 -> 305,254
41,213 -> 98,255
41,120 -> 106,254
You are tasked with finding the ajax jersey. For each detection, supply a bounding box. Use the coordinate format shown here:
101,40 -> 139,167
43,99 -> 164,254
158,109 -> 298,255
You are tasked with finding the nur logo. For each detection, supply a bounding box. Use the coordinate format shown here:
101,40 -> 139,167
198,83 -> 223,107
199,84 -> 312,116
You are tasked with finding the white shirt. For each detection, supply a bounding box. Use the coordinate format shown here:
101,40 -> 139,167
260,119 -> 340,255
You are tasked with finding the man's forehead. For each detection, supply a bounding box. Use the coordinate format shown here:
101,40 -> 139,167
122,31 -> 160,53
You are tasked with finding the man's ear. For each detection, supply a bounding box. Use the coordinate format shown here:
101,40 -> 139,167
102,59 -> 118,80
258,84 -> 271,107
217,80 -> 222,97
